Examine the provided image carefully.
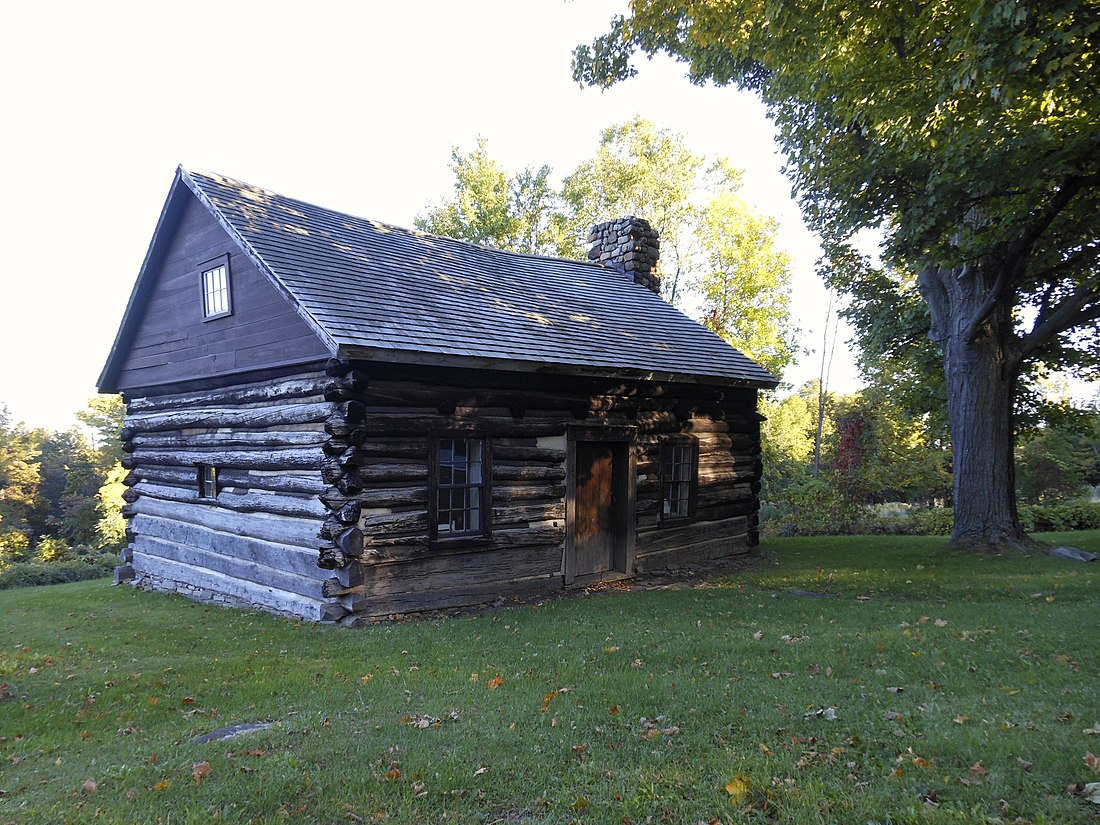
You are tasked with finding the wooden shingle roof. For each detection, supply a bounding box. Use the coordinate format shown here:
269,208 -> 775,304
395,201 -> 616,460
110,167 -> 778,389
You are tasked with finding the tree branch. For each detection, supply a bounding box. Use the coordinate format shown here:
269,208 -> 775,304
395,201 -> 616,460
1024,241 -> 1100,287
1008,279 -> 1100,373
961,169 -> 1100,344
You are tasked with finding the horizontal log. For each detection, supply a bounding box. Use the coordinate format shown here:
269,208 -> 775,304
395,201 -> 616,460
132,550 -> 337,621
130,446 -> 323,471
344,414 -> 569,439
328,543 -> 562,601
354,438 -> 428,459
341,573 -> 561,619
131,430 -> 327,450
358,463 -> 429,484
361,509 -> 429,534
127,401 -> 334,434
695,500 -> 754,522
635,533 -> 751,570
357,525 -> 565,565
493,464 -> 566,483
492,502 -> 565,525
132,513 -> 327,581
134,466 -> 323,495
492,445 -> 567,464
493,483 -> 565,503
133,480 -> 327,519
357,486 -> 429,509
635,515 -> 750,555
126,374 -> 332,413
677,415 -> 730,435
130,496 -> 321,549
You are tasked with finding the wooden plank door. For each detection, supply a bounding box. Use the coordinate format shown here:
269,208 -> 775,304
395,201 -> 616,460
573,441 -> 616,577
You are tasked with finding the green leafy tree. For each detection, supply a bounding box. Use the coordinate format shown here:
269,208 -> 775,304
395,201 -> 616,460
560,117 -> 718,302
416,138 -> 567,256
1016,404 -> 1100,503
0,407 -> 40,565
575,2 -> 1100,550
699,191 -> 798,379
419,121 -> 799,382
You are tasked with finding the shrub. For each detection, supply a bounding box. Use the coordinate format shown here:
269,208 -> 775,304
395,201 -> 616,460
761,479 -> 866,536
905,507 -> 954,536
1020,499 -> 1100,532
0,556 -> 117,590
33,536 -> 78,564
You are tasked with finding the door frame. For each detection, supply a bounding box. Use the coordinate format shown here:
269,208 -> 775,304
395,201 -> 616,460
564,425 -> 637,586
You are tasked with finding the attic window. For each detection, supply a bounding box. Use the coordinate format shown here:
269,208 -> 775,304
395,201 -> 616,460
201,256 -> 232,319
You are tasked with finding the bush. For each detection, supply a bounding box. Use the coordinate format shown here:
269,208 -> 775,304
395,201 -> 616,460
0,556 -> 117,590
761,479 -> 867,536
33,536 -> 78,564
1020,499 -> 1100,532
905,507 -> 954,536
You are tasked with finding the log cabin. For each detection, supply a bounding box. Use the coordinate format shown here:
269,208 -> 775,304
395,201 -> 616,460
99,167 -> 777,625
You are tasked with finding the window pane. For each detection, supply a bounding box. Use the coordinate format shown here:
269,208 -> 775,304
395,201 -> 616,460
434,437 -> 486,537
203,265 -> 229,317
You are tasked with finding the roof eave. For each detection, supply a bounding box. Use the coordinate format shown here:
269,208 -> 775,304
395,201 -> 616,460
337,344 -> 778,390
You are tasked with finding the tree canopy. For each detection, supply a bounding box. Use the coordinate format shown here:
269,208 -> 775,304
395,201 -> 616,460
417,118 -> 799,380
574,1 -> 1100,547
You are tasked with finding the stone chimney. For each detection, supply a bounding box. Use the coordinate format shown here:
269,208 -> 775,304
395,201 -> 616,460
587,216 -> 661,294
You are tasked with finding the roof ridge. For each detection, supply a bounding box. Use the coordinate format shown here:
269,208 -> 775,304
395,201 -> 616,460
184,167 -> 608,271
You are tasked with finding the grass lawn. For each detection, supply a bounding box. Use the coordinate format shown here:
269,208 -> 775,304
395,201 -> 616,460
2,532 -> 1098,824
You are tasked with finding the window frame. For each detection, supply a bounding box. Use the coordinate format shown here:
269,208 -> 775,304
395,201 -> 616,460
197,464 -> 219,499
429,433 -> 492,545
199,254 -> 233,320
658,437 -> 698,526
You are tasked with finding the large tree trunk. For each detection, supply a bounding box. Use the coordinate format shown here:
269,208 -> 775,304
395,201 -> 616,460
919,262 -> 1029,550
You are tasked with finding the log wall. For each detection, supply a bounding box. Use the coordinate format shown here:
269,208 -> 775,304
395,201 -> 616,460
119,371 -> 343,621
316,361 -> 762,625
119,360 -> 764,625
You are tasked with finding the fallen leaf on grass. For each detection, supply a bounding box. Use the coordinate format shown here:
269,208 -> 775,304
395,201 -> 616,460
1085,752 -> 1100,774
725,774 -> 751,804
360,674 -> 374,683
82,780 -> 97,794
486,675 -> 504,690
192,761 -> 210,783
770,672 -> 793,679
1084,723 -> 1100,736
969,761 -> 987,777
1017,758 -> 1034,772
1085,783 -> 1100,804
473,765 -> 489,777
953,715 -> 970,725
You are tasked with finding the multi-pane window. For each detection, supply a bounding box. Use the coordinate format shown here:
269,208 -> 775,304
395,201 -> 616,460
197,465 -> 218,498
433,437 -> 489,537
201,261 -> 231,318
660,441 -> 697,523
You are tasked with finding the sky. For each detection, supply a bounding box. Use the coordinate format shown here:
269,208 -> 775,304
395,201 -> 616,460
0,0 -> 863,432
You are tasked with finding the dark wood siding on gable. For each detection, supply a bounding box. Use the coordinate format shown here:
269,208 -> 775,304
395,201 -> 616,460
115,192 -> 331,392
